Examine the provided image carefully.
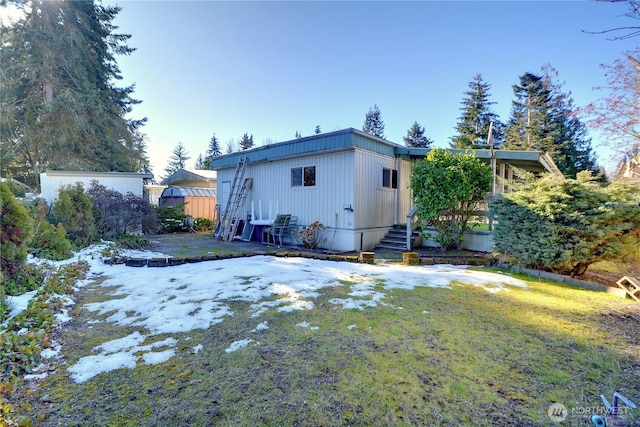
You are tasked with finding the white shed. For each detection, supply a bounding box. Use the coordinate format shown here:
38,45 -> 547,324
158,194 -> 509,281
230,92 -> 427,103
39,171 -> 152,203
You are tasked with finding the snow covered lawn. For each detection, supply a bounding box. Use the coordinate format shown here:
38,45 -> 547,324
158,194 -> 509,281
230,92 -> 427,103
40,245 -> 526,383
7,243 -> 639,426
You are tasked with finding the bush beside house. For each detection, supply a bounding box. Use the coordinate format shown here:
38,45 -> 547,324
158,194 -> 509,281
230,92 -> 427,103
491,171 -> 640,277
410,149 -> 493,251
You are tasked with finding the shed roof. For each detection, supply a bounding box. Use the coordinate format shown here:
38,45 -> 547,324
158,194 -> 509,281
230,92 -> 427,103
161,169 -> 217,186
42,170 -> 153,179
160,186 -> 217,198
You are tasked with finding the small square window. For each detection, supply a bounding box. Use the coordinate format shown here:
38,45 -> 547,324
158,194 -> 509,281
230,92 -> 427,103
382,168 -> 398,189
292,166 -> 316,187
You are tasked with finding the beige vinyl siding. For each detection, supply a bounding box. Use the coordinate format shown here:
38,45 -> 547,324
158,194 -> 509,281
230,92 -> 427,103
398,157 -> 413,220
234,150 -> 356,230
353,148 -> 398,229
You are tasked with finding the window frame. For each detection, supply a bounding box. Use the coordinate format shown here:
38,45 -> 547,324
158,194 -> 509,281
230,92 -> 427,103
381,167 -> 398,189
291,165 -> 316,188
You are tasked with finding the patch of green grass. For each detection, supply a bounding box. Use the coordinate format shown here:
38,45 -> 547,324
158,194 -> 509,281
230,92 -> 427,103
589,259 -> 628,274
19,267 -> 640,427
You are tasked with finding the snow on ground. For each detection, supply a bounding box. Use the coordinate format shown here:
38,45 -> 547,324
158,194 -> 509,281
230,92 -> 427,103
2,290 -> 38,326
3,243 -> 528,383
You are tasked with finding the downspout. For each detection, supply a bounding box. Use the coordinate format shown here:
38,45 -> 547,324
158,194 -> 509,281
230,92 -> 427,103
395,155 -> 401,225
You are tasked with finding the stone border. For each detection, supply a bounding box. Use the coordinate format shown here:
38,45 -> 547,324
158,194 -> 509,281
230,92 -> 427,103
110,250 -> 362,268
500,264 -> 628,299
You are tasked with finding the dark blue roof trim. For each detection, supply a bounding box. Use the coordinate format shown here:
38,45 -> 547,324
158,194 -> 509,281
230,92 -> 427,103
210,128 -> 402,170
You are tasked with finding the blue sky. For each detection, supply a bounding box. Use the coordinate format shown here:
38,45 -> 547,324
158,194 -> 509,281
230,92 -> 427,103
105,1 -> 636,174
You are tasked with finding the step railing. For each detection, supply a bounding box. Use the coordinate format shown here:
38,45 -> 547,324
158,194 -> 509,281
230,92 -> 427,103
406,204 -> 420,251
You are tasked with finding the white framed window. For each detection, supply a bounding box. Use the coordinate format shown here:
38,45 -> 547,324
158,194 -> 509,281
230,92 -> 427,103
382,167 -> 398,189
291,166 -> 316,187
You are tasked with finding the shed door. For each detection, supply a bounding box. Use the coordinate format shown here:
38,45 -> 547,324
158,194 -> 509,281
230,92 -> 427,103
220,181 -> 231,210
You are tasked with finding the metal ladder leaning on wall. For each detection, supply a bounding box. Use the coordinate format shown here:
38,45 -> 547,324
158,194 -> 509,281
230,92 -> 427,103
216,156 -> 250,241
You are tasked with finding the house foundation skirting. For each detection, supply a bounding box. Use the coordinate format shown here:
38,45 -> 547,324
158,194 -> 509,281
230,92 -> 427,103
420,228 -> 493,253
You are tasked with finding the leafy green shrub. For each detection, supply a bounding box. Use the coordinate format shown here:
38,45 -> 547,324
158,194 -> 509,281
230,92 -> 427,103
52,183 -> 96,248
1,261 -> 87,382
410,149 -> 492,251
193,217 -> 214,232
2,264 -> 47,296
0,181 -> 33,281
157,205 -> 187,233
31,222 -> 73,261
2,178 -> 27,198
491,172 -> 640,276
0,300 -> 8,324
23,197 -> 73,260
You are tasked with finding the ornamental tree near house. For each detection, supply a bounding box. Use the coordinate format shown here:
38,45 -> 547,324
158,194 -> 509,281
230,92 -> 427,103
490,171 -> 640,277
410,149 -> 493,251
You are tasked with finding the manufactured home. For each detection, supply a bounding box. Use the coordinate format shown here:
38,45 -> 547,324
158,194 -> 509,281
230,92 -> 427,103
211,128 -> 560,252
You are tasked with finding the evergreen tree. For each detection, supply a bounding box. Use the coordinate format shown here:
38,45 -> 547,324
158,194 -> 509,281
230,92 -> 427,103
362,104 -> 385,138
201,133 -> 222,169
403,121 -> 433,148
225,138 -> 236,154
239,133 -> 254,150
503,72 -> 555,151
0,182 -> 33,280
315,125 -> 321,134
541,65 -> 598,177
0,0 -> 147,189
194,154 -> 206,170
491,171 -> 640,276
504,68 -> 598,176
52,183 -> 96,248
163,142 -> 190,179
450,74 -> 504,149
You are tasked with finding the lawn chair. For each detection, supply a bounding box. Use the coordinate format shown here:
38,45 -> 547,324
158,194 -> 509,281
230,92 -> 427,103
265,215 -> 297,246
263,214 -> 290,245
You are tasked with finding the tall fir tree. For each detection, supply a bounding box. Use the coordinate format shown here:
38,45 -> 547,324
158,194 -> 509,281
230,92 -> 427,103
239,133 -> 254,150
194,154 -> 206,170
504,68 -> 598,176
403,122 -> 433,148
541,65 -> 598,177
450,74 -> 504,149
362,104 -> 385,138
0,0 -> 147,189
225,138 -> 236,154
503,72 -> 555,151
163,142 -> 190,180
200,133 -> 221,169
